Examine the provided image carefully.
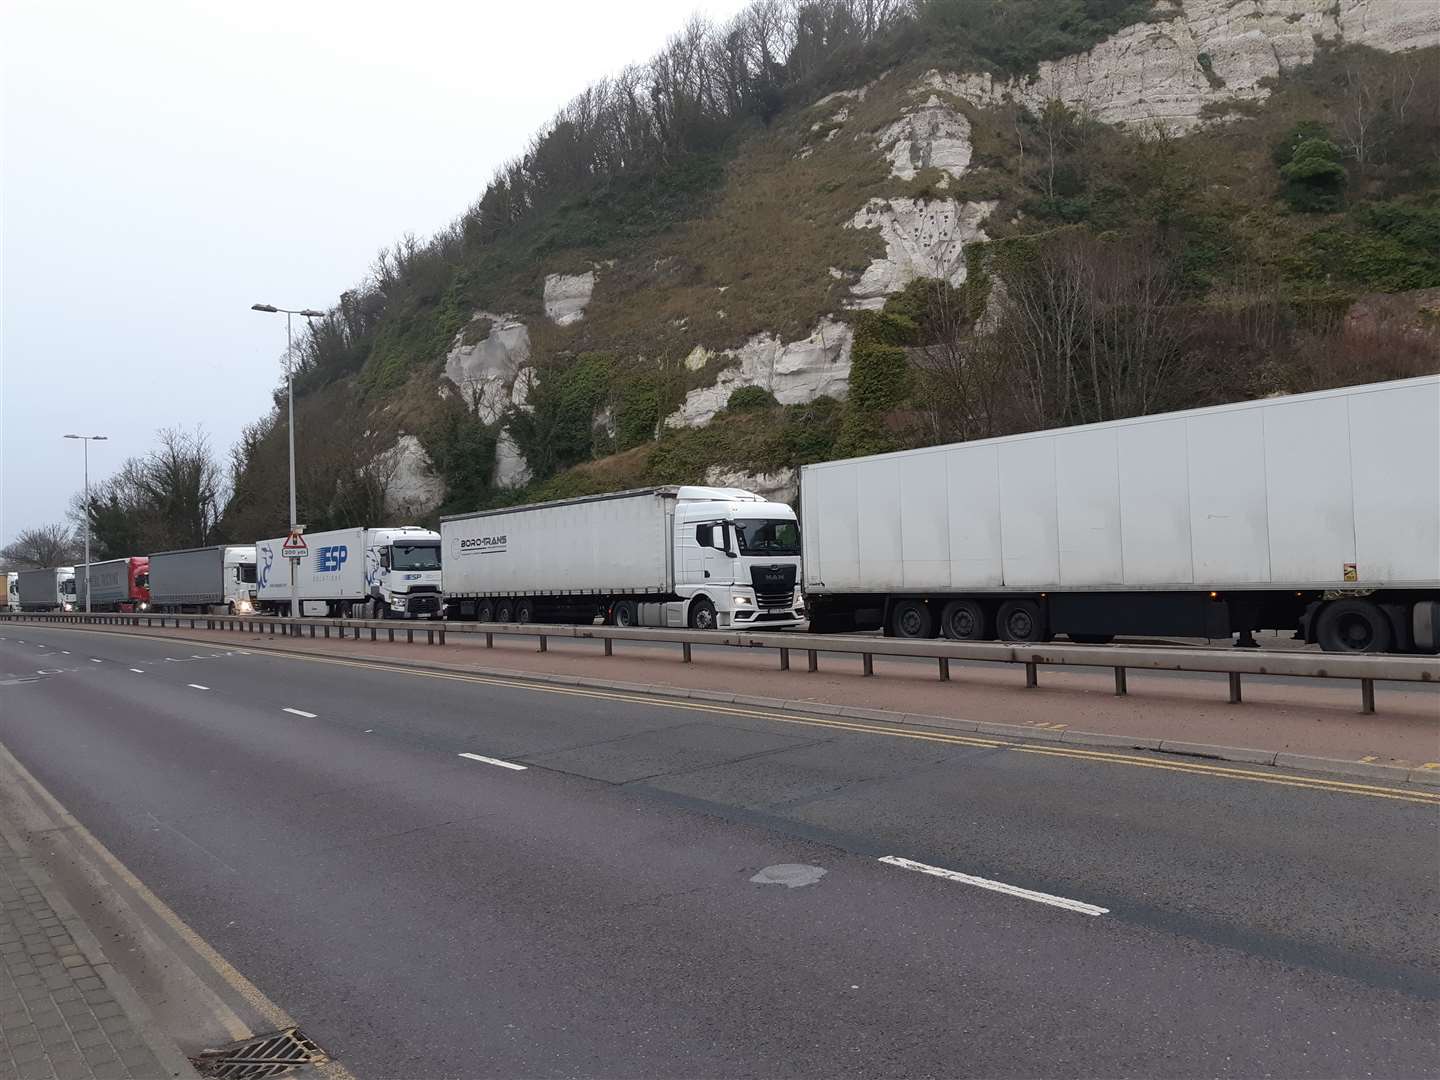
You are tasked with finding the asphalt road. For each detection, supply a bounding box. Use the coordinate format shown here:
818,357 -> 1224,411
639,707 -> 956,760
1,624 -> 1436,1079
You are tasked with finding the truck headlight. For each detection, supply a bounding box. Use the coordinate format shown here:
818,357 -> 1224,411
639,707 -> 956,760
140,602 -> 149,611
731,593 -> 753,606
236,600 -> 254,614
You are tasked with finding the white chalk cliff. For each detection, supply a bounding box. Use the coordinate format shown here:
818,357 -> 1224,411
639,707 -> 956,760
848,198 -> 997,307
444,313 -> 532,424
543,271 -> 596,326
377,435 -> 445,517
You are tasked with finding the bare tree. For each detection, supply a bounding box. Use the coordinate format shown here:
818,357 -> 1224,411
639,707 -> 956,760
1,524 -> 79,569
911,280 -> 1010,443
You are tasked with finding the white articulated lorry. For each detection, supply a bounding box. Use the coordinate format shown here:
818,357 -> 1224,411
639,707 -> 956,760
441,486 -> 805,630
255,527 -> 442,618
801,375 -> 1440,654
149,546 -> 257,614
16,568 -> 76,612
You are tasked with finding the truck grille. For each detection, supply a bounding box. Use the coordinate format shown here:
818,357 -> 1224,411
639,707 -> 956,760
756,590 -> 793,609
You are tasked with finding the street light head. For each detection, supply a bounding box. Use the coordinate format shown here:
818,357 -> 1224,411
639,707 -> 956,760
64,434 -> 80,440
251,303 -> 279,313
92,436 -> 109,441
300,309 -> 326,318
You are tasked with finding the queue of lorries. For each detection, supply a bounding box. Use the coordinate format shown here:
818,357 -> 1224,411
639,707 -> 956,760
4,377 -> 1438,653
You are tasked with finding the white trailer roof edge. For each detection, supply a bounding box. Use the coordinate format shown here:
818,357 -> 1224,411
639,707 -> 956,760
440,486 -> 681,524
149,543 -> 250,557
801,374 -> 1440,474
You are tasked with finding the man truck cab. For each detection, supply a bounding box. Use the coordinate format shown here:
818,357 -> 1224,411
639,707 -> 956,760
663,488 -> 804,630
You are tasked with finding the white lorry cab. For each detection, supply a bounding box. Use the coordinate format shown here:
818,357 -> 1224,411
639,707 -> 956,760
16,567 -> 76,612
256,527 -> 443,619
441,486 -> 805,630
2,572 -> 18,612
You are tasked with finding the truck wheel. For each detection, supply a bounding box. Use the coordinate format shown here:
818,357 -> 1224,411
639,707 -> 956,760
475,599 -> 494,623
997,600 -> 1046,643
940,599 -> 989,641
1316,599 -> 1392,653
610,600 -> 637,628
688,597 -> 717,631
494,599 -> 514,623
515,599 -> 535,624
891,600 -> 934,639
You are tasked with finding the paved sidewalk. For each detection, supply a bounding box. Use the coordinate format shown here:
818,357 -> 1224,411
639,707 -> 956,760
0,818 -> 193,1079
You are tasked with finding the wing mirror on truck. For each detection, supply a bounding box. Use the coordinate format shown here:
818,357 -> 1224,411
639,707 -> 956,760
695,523 -> 738,558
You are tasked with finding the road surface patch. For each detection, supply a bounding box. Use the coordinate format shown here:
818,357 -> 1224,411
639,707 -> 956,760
751,864 -> 827,888
459,752 -> 528,771
879,856 -> 1109,916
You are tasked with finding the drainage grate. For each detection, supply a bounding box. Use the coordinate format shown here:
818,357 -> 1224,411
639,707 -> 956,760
192,1028 -> 327,1079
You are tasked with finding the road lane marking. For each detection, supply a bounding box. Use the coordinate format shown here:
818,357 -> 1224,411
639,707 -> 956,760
130,668 -> 144,674
21,625 -> 1440,807
61,651 -> 70,655
879,856 -> 1109,916
282,707 -> 317,718
188,684 -> 210,691
89,658 -> 103,663
459,752 -> 527,771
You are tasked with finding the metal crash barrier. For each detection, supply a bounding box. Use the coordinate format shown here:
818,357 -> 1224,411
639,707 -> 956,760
3,610 -> 1435,715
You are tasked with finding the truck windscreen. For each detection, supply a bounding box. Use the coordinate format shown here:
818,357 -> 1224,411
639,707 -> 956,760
238,565 -> 257,583
392,545 -> 441,571
733,519 -> 801,557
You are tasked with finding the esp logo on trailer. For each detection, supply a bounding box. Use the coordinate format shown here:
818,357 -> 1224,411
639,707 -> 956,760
317,545 -> 349,573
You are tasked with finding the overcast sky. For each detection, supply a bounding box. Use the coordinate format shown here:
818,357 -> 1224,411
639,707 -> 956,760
1,0 -> 750,548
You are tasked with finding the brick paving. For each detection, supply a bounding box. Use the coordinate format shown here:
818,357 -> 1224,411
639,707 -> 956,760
0,847 -> 169,1079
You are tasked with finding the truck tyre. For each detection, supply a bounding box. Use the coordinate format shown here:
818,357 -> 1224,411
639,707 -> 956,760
940,599 -> 989,641
891,599 -> 934,639
1316,599 -> 1392,653
515,599 -> 535,624
610,600 -> 637,628
688,596 -> 717,631
494,599 -> 514,623
997,600 -> 1046,643
475,599 -> 494,623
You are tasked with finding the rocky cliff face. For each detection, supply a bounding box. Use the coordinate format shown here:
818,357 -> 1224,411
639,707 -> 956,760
356,0 -> 1433,512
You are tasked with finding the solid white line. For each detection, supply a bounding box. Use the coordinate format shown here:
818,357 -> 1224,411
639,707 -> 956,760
282,707 -> 317,718
458,752 -> 527,771
878,856 -> 1109,917
187,684 -> 210,691
130,668 -> 145,674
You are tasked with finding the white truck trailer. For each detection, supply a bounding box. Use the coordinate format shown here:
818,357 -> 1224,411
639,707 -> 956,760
148,546 -> 257,614
801,376 -> 1440,653
16,568 -> 76,612
441,486 -> 805,630
255,527 -> 442,618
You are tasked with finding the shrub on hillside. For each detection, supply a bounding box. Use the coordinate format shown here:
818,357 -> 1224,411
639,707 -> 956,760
1279,136 -> 1347,213
726,385 -> 777,411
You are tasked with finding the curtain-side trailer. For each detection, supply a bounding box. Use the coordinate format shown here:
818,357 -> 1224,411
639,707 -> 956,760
148,546 -> 257,614
16,568 -> 76,613
74,557 -> 150,612
801,376 -> 1440,653
441,486 -> 805,630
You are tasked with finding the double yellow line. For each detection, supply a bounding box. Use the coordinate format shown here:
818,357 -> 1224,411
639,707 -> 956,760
271,650 -> 1440,807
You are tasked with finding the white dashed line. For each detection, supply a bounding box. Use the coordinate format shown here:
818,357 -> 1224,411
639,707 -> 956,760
130,669 -> 145,674
282,708 -> 317,718
187,684 -> 210,691
89,658 -> 103,664
458,753 -> 527,771
61,651 -> 70,655
878,856 -> 1109,917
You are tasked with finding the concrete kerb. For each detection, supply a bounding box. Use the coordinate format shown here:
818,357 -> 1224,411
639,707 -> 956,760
17,621 -> 1440,790
0,786 -> 200,1080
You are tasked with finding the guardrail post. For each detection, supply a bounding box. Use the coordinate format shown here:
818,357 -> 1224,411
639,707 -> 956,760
538,635 -> 547,653
427,628 -> 434,646
807,650 -> 818,673
862,653 -> 874,677
1025,662 -> 1038,689
780,647 -> 790,671
938,657 -> 950,682
1114,667 -> 1127,696
308,624 -> 316,639
406,628 -> 414,644
323,626 -> 330,638
370,628 -> 376,641
438,626 -> 446,646
388,628 -> 395,643
1228,672 -> 1243,704
604,638 -> 612,657
1360,678 -> 1375,714
681,642 -> 692,663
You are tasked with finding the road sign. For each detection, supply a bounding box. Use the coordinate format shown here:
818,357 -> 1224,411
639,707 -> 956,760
281,531 -> 309,560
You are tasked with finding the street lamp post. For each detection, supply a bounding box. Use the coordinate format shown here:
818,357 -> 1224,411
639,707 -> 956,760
251,304 -> 324,622
63,434 -> 108,614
